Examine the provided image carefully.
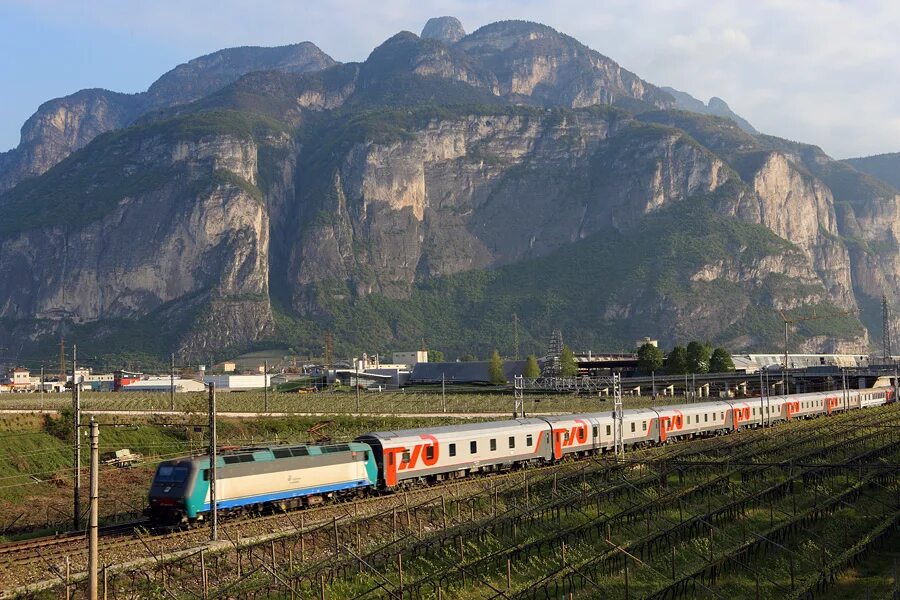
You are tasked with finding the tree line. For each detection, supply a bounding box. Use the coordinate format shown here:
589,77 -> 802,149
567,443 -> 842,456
637,341 -> 734,375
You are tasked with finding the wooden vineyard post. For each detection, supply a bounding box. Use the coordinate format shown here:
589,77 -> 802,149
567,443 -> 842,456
333,516 -> 339,557
201,549 -> 208,600
507,558 -> 512,589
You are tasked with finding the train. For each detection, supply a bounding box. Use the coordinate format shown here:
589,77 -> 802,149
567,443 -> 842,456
147,386 -> 894,522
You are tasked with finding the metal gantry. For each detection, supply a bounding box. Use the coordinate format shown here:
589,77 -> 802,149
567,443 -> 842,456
513,374 -> 524,418
613,372 -> 624,461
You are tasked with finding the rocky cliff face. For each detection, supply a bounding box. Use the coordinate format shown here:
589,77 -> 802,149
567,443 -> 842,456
0,43 -> 334,192
0,90 -> 143,191
0,17 -> 893,359
0,122 -> 279,356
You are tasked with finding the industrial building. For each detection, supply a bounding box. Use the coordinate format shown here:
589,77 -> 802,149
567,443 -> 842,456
120,377 -> 206,392
202,374 -> 272,391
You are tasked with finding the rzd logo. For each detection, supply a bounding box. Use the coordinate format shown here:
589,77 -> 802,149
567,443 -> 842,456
825,396 -> 840,414
383,435 -> 439,486
784,401 -> 801,420
731,405 -> 751,429
552,420 -> 589,459
658,410 -> 683,442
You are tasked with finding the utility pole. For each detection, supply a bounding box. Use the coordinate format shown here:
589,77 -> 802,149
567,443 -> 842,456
512,313 -> 520,361
40,364 -> 44,411
73,344 -> 81,530
442,373 -> 446,413
354,358 -> 360,413
883,294 -> 892,361
170,353 -> 175,411
208,382 -> 218,542
264,359 -> 269,413
88,417 -> 99,600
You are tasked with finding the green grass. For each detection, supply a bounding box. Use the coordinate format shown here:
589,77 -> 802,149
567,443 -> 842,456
0,390 -> 670,415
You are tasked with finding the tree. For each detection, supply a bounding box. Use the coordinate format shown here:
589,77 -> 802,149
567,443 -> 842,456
488,350 -> 506,385
686,341 -> 712,374
523,354 -> 541,378
459,353 -> 476,362
428,350 -> 445,362
637,343 -> 664,373
666,346 -> 689,375
709,347 -> 735,373
560,345 -> 578,377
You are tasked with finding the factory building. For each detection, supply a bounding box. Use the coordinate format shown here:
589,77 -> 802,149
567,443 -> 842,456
121,377 -> 206,392
203,374 -> 272,391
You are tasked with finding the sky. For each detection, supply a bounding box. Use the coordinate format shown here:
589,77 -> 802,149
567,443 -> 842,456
0,0 -> 898,159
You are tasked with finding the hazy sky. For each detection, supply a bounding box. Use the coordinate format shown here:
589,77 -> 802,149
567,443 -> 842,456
1,0 -> 898,159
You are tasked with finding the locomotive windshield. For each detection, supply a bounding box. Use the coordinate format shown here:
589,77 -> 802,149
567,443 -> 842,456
155,465 -> 189,484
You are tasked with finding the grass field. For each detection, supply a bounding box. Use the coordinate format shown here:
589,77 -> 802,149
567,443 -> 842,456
0,389 -> 689,415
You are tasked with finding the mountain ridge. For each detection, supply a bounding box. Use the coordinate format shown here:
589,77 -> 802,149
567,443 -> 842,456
0,16 -> 894,365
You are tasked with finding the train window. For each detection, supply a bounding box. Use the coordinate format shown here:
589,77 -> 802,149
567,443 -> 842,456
606,426 -> 611,436
563,432 -> 570,442
704,414 -> 708,422
291,447 -> 309,457
470,441 -> 477,454
490,439 -> 497,451
526,435 -> 533,447
449,443 -> 456,457
273,449 -> 292,459
425,446 -> 434,460
322,444 -> 350,453
593,426 -> 598,438
223,456 -> 242,464
720,412 -> 724,419
686,416 -> 691,424
642,421 -> 647,431
509,436 -> 516,449
630,422 -> 636,432
202,469 -> 208,481
402,451 -> 411,464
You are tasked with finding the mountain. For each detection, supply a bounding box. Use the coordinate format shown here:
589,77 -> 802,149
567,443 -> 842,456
421,16 -> 466,43
0,17 -> 894,365
844,152 -> 900,191
0,42 -> 336,192
661,87 -> 758,134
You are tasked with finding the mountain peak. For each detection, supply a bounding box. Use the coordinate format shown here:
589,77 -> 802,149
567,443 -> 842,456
421,16 -> 465,44
661,87 -> 757,134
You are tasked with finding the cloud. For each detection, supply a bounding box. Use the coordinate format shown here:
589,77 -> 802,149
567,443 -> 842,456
1,0 -> 898,158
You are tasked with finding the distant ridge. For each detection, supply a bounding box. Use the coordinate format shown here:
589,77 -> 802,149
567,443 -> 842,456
661,86 -> 757,134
